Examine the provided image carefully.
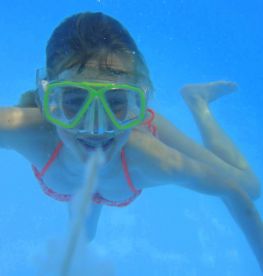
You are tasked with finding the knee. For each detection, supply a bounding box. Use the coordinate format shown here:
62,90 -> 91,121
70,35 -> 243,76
250,183 -> 261,200
247,174 -> 261,200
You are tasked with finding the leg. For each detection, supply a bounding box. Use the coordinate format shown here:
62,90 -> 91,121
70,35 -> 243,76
181,81 -> 263,271
153,82 -> 260,197
182,81 -> 263,271
223,186 -> 263,273
180,81 -> 248,170
180,81 -> 260,198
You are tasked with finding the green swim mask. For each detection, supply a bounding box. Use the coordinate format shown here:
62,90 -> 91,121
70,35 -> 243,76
42,80 -> 147,134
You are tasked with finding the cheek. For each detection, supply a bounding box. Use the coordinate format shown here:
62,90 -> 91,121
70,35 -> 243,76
113,131 -> 130,151
57,128 -> 88,161
57,128 -> 77,148
102,131 -> 130,162
57,128 -> 69,142
119,131 -> 130,144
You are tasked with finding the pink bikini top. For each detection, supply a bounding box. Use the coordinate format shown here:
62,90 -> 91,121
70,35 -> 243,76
32,109 -> 157,208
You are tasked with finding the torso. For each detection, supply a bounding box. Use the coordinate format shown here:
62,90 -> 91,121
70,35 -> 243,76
45,141 -> 144,202
20,122 -> 153,202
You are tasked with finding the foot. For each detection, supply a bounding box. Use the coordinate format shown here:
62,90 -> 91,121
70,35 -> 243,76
180,81 -> 237,106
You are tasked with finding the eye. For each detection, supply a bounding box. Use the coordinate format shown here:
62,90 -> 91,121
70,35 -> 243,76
105,89 -> 128,119
61,87 -> 89,119
106,89 -> 127,107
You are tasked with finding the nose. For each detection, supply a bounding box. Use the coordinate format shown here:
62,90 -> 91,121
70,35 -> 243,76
83,98 -> 106,135
93,100 -> 104,134
92,99 -> 99,132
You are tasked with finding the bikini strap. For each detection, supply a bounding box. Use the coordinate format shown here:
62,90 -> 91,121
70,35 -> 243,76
36,142 -> 63,178
118,108 -> 158,196
142,108 -> 158,137
32,141 -> 72,202
121,148 -> 142,195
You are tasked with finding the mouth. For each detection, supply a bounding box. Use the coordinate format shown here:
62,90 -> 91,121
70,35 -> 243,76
77,137 -> 115,151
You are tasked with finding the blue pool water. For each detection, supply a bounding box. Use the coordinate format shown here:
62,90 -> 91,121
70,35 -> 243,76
0,0 -> 262,275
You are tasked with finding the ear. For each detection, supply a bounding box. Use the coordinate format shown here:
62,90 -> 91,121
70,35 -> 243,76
35,80 -> 49,111
40,80 -> 48,91
36,68 -> 49,106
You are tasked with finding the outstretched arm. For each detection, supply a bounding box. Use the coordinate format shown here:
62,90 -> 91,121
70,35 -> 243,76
0,107 -> 43,129
0,107 -> 45,149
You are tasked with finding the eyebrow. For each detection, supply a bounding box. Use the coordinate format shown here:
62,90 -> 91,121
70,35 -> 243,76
106,67 -> 129,75
67,63 -> 136,84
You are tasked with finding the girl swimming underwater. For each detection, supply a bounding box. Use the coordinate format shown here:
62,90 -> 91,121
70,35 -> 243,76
0,12 -> 262,271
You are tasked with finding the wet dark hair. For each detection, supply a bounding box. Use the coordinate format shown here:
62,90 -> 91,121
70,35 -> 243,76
46,12 -> 152,92
18,12 -> 153,107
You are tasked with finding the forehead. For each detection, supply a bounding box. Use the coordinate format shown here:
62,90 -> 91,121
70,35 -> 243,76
58,52 -> 137,83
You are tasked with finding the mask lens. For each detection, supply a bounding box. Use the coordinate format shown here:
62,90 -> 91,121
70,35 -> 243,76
105,89 -> 128,120
48,86 -> 89,121
61,87 -> 89,119
105,88 -> 142,125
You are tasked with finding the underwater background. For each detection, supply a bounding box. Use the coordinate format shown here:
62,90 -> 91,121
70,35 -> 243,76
0,0 -> 262,275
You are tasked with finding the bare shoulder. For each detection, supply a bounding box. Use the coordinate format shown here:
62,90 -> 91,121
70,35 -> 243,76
125,129 -> 178,187
0,107 -> 57,160
152,111 -> 181,136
